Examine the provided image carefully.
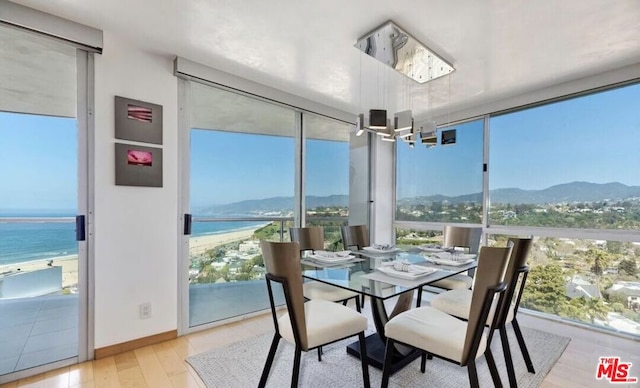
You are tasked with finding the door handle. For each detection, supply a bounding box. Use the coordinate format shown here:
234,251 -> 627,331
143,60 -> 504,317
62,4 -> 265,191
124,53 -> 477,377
184,213 -> 192,235
76,215 -> 86,241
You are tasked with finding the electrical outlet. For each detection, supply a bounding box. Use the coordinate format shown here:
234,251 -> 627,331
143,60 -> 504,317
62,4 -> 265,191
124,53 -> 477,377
140,302 -> 151,319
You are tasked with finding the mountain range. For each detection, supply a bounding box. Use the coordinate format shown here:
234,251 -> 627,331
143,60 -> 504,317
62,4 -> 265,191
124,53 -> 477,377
399,182 -> 640,206
194,182 -> 640,215
194,195 -> 349,215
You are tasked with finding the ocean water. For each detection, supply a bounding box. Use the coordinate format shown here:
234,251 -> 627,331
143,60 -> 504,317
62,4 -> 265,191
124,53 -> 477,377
0,219 -> 266,266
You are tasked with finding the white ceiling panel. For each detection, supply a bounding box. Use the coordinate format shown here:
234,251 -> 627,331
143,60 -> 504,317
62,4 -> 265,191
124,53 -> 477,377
10,0 -> 640,121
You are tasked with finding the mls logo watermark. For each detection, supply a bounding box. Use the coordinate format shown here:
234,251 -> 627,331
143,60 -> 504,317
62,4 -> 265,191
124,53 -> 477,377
596,357 -> 638,383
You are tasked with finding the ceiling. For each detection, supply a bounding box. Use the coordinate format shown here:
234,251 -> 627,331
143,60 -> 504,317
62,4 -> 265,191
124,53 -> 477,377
11,0 -> 640,122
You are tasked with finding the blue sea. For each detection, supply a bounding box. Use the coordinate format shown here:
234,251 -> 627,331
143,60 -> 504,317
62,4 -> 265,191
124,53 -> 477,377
0,218 -> 267,266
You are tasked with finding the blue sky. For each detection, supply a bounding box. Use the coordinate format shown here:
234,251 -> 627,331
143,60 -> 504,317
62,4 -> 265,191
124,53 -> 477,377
2,83 -> 639,210
190,130 -> 349,206
0,112 -> 77,211
396,82 -> 640,198
489,83 -> 640,191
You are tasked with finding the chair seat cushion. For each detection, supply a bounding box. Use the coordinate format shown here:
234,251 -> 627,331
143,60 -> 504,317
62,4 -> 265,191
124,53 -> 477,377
429,274 -> 473,290
432,288 -> 512,325
431,288 -> 473,320
303,281 -> 360,302
385,306 -> 487,363
278,299 -> 367,349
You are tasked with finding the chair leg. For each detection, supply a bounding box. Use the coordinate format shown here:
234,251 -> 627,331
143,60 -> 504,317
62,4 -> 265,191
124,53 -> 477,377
343,300 -> 348,306
381,338 -> 395,388
291,345 -> 302,388
499,327 -> 518,388
420,351 -> 427,373
358,332 -> 371,388
361,294 -> 365,308
512,318 -> 535,373
416,287 -> 423,307
317,347 -> 322,362
355,296 -> 361,313
258,334 -> 280,388
468,360 -> 480,388
485,348 -> 503,388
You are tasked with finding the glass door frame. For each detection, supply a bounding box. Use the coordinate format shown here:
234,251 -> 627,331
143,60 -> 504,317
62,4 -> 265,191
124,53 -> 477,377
177,79 -> 359,334
0,48 -> 93,384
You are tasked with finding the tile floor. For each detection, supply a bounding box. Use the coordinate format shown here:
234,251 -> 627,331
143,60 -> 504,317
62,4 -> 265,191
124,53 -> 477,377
0,295 -> 78,376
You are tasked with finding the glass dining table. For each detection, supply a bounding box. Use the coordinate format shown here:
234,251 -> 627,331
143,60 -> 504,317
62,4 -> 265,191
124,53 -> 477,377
302,247 -> 478,375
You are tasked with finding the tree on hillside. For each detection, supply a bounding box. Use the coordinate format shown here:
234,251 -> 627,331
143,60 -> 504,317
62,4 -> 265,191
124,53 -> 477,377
586,298 -> 611,324
556,297 -> 588,321
618,258 -> 638,276
520,264 -> 566,314
606,240 -> 623,254
587,248 -> 611,277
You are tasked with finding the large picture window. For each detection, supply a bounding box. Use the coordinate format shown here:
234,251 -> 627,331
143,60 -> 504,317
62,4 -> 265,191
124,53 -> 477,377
489,84 -> 640,229
303,113 -> 350,249
395,119 -> 484,224
394,82 -> 640,338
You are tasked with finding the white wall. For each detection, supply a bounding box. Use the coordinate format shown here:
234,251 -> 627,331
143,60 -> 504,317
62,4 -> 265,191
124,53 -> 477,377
370,137 -> 395,245
94,31 -> 178,348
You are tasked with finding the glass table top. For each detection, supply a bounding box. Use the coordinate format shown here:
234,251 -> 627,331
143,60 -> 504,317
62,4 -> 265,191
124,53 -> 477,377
302,248 -> 477,300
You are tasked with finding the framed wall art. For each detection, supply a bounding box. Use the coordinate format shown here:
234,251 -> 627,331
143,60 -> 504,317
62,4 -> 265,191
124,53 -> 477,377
114,96 -> 163,144
115,143 -> 163,187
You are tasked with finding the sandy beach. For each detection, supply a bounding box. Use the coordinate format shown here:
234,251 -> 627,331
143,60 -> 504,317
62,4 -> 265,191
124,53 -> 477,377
0,227 -> 262,290
0,255 -> 79,289
189,228 -> 259,256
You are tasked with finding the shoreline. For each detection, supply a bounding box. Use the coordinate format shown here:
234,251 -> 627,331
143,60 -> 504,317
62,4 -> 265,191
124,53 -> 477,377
189,227 -> 261,256
1,255 -> 79,289
0,226 -> 265,289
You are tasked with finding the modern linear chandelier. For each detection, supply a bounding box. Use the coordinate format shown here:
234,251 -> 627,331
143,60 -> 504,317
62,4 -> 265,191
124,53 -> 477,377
354,21 -> 454,146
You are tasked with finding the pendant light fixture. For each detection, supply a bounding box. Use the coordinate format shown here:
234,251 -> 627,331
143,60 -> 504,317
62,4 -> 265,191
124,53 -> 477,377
353,20 -> 454,145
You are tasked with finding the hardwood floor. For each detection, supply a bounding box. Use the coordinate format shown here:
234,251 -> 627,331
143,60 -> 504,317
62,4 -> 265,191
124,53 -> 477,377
1,309 -> 638,388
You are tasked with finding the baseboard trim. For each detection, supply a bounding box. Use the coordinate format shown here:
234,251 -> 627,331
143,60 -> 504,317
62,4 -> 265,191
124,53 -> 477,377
95,330 -> 177,359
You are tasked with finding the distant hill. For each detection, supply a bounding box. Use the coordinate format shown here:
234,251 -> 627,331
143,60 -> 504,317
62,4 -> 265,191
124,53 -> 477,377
398,181 -> 640,205
193,182 -> 640,215
194,195 -> 348,215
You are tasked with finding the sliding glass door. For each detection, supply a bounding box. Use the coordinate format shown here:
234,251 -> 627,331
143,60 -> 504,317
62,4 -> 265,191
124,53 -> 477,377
180,82 -> 356,330
184,82 -> 295,328
0,25 -> 88,379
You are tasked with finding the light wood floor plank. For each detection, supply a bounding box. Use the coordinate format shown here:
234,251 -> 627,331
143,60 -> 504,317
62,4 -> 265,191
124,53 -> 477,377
152,341 -> 188,377
15,374 -> 44,387
68,362 -> 94,387
169,336 -> 198,360
133,346 -> 173,388
2,311 -> 638,387
117,367 -> 146,388
69,381 -> 96,388
114,352 -> 139,372
92,357 -> 121,388
41,368 -> 70,388
168,371 -> 204,388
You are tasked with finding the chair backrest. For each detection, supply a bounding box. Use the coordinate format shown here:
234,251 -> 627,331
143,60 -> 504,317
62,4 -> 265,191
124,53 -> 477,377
496,237 -> 533,325
443,226 -> 482,254
461,245 -> 512,365
289,227 -> 324,253
260,240 -> 310,350
341,225 -> 369,250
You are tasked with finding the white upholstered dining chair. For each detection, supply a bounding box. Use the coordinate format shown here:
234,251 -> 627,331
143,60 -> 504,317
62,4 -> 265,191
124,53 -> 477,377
259,241 -> 370,388
381,245 -> 513,388
431,237 -> 535,387
290,227 -> 361,312
416,225 -> 482,306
